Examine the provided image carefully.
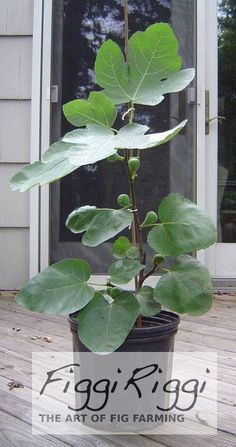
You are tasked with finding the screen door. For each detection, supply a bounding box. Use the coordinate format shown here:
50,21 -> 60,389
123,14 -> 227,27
50,0 -> 196,273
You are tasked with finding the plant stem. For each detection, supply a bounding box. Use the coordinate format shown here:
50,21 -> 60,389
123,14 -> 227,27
142,267 -> 170,283
124,107 -> 146,293
123,0 -> 145,329
142,266 -> 158,282
127,105 -> 146,291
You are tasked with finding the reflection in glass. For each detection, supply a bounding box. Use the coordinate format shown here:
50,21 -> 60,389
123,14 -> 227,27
218,0 -> 236,242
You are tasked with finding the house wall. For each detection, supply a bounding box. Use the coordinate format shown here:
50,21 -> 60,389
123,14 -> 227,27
0,0 -> 34,289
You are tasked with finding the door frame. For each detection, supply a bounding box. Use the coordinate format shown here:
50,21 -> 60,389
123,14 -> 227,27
31,0 -> 235,286
196,0 -> 218,274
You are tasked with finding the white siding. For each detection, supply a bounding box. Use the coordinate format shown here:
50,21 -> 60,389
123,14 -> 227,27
0,37 -> 32,99
0,0 -> 33,289
0,229 -> 29,290
0,101 -> 31,162
0,165 -> 30,227
0,0 -> 33,35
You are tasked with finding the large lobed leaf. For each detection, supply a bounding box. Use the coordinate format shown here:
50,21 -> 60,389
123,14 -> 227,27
63,121 -> 187,153
66,206 -> 133,246
9,127 -> 117,192
9,159 -> 77,193
16,259 -> 95,315
78,291 -> 140,353
63,91 -> 117,128
154,255 -> 213,316
95,22 -> 195,105
10,121 -> 185,192
147,193 -> 217,256
114,121 -> 187,150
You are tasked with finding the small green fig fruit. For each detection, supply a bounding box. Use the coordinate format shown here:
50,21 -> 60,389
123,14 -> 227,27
107,153 -> 124,163
128,157 -> 140,179
153,254 -> 165,266
110,287 -> 122,298
117,194 -> 131,207
142,211 -> 158,226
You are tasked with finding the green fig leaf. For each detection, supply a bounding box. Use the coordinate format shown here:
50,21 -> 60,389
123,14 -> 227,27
66,206 -> 133,247
9,156 -> 76,193
108,259 -> 144,285
10,121 -> 186,192
116,121 -> 187,149
136,286 -> 161,317
55,125 -> 118,165
95,23 -> 195,105
147,193 -> 217,256
154,255 -> 214,316
64,121 -> 187,152
112,236 -> 140,260
78,291 -> 140,353
16,259 -> 95,314
63,91 -> 117,128
9,127 -> 117,192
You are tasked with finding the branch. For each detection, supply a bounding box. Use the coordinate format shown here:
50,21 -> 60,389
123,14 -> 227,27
141,267 -> 170,284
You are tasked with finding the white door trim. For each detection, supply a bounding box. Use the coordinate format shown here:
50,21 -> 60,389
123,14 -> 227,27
196,0 -> 207,267
30,0 -> 52,277
203,0 -> 219,277
40,0 -> 53,271
30,0 -> 43,278
196,0 -> 218,276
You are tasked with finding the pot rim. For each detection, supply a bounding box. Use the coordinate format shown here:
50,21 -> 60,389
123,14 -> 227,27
69,310 -> 180,340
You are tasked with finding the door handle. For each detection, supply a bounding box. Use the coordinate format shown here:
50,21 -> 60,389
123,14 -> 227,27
205,90 -> 226,134
207,116 -> 226,123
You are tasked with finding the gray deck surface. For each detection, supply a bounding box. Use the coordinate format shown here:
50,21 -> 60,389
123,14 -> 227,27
0,291 -> 235,446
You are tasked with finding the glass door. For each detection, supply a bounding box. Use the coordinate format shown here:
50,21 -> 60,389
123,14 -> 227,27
50,0 -> 196,274
204,0 -> 236,280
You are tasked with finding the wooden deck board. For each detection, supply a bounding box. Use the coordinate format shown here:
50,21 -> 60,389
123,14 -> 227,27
0,292 -> 235,446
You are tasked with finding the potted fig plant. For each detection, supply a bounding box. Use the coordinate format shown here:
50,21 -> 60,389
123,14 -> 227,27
10,16 -> 216,356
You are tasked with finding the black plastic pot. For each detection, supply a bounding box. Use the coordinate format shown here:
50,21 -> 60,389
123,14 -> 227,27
68,311 -> 180,433
69,310 -> 180,353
